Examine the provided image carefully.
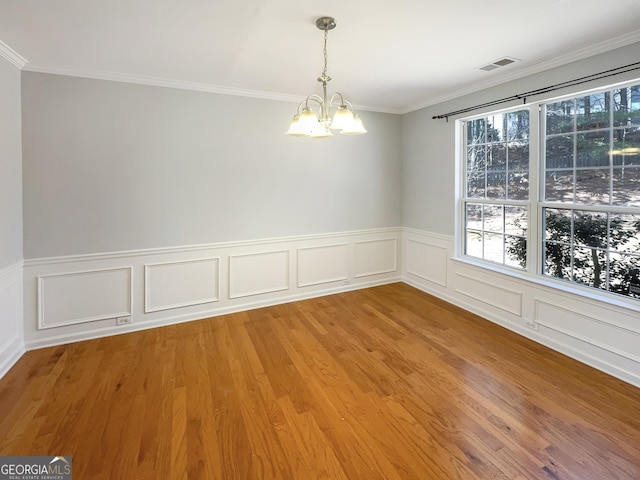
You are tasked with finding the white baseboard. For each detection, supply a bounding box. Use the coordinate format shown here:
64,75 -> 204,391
0,261 -> 24,378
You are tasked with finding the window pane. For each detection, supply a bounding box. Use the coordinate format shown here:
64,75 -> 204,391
546,100 -> 574,134
546,135 -> 573,169
505,235 -> 526,268
576,92 -> 609,131
465,203 -> 483,230
467,175 -> 485,198
507,111 -> 530,141
544,208 -> 571,242
467,145 -> 486,198
505,206 -> 527,235
484,232 -> 504,263
576,131 -> 610,167
483,205 -> 503,233
507,171 -> 529,200
466,230 -> 483,258
505,206 -> 527,270
486,171 -> 506,199
573,246 -> 607,291
545,171 -> 574,202
613,85 -> 640,128
467,145 -> 486,167
487,114 -> 506,142
612,167 -> 640,207
467,118 -> 486,145
543,241 -> 571,280
612,127 -> 640,166
488,143 -> 507,171
573,211 -> 608,248
575,169 -> 610,205
508,141 -> 529,170
610,213 -> 640,253
609,253 -> 640,298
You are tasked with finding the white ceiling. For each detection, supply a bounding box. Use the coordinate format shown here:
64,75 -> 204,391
1,0 -> 640,113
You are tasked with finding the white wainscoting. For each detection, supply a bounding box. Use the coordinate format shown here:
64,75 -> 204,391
17,225 -> 640,388
297,244 -> 348,287
354,238 -> 397,278
454,272 -> 522,317
145,258 -> 219,313
22,228 -> 401,350
38,267 -> 132,329
0,261 -> 24,378
402,227 -> 640,388
405,238 -> 447,287
229,250 -> 289,299
534,300 -> 640,364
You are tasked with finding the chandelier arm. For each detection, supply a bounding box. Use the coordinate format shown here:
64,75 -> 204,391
329,92 -> 346,108
304,94 -> 324,109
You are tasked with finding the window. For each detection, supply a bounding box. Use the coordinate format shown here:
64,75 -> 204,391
463,110 -> 530,269
460,80 -> 640,301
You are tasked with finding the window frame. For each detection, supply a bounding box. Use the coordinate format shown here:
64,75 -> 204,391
455,78 -> 640,310
458,105 -> 537,272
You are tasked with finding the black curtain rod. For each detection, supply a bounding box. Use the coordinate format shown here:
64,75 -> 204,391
432,61 -> 640,121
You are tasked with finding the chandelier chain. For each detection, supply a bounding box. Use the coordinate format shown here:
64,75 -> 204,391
322,29 -> 328,79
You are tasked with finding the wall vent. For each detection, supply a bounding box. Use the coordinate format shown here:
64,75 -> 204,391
478,57 -> 519,72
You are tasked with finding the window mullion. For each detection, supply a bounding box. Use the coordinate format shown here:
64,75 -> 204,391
529,105 -> 542,275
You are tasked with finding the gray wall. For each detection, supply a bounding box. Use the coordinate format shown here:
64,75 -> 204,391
0,57 -> 22,269
22,73 -> 402,258
402,41 -> 640,236
20,41 -> 640,258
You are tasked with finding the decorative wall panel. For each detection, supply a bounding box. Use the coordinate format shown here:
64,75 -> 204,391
354,238 -> 397,278
145,258 -> 219,313
405,239 -> 447,287
297,244 -> 348,287
229,250 -> 289,299
38,267 -> 132,329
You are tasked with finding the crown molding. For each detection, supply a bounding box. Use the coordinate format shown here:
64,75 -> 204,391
17,29 -> 639,116
22,63 -> 401,114
0,40 -> 27,69
22,63 -> 305,101
402,29 -> 640,114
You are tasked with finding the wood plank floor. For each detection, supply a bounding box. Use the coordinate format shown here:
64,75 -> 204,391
1,283 -> 639,479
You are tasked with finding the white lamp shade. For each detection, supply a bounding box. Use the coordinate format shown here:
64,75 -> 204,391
285,115 -> 307,136
298,108 -> 320,130
330,105 -> 356,130
340,114 -> 367,135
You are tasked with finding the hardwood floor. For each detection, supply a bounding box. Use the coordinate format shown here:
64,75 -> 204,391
1,283 -> 639,479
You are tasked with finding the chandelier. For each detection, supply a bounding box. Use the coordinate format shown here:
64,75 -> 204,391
285,17 -> 367,138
